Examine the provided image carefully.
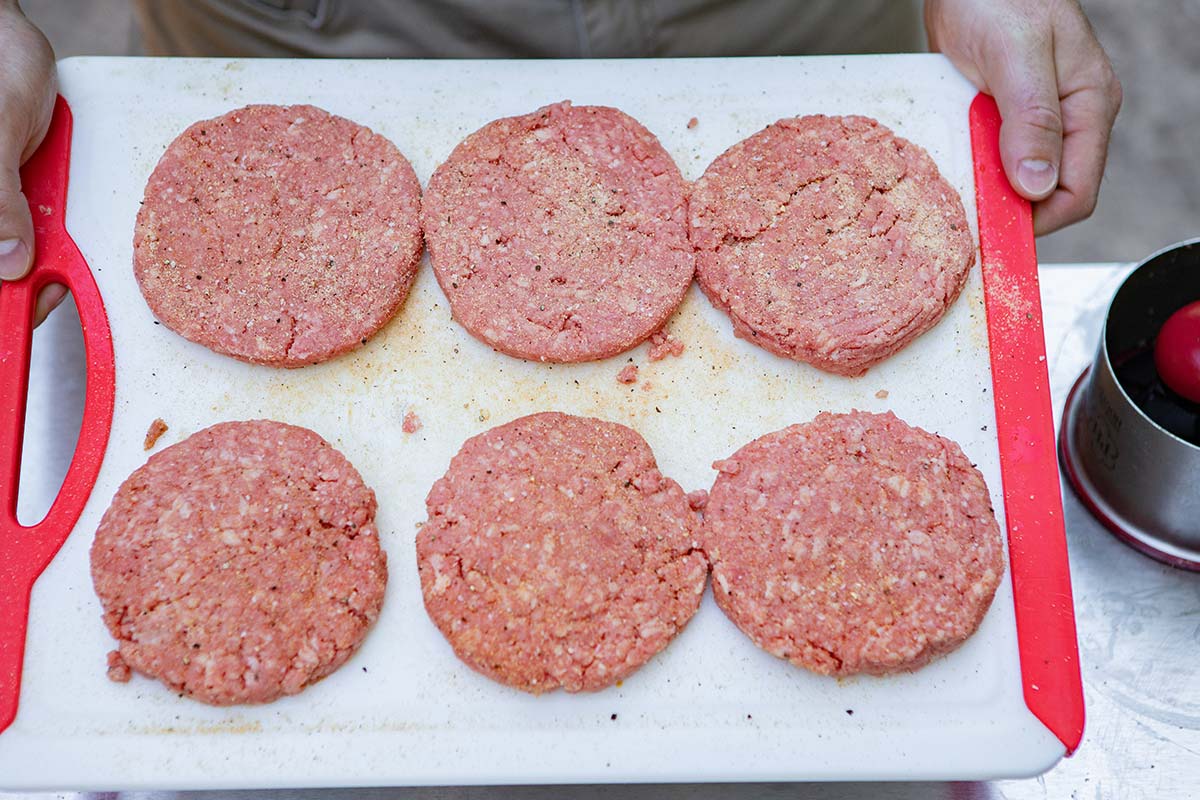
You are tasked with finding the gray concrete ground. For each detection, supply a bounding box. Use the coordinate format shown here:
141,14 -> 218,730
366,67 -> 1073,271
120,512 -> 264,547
19,0 -> 1200,263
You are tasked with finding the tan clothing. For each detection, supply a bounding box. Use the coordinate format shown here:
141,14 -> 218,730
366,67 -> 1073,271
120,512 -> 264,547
133,0 -> 925,59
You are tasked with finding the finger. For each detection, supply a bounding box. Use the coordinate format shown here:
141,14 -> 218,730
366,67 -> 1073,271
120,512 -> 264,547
0,164 -> 34,280
1030,5 -> 1122,235
1032,87 -> 1118,235
0,6 -> 57,283
982,26 -> 1064,202
32,282 -> 66,327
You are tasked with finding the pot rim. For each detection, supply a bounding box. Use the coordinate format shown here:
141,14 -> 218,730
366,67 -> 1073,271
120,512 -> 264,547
1099,235 -> 1200,452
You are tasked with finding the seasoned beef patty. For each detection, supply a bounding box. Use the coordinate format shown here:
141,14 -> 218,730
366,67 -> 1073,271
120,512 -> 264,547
417,411 -> 707,692
423,102 -> 693,363
134,104 -> 423,367
91,419 -> 387,704
690,115 -> 973,376
702,410 -> 1003,676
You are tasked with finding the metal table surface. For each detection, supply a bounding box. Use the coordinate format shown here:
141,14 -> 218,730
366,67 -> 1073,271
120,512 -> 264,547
5,262 -> 1199,799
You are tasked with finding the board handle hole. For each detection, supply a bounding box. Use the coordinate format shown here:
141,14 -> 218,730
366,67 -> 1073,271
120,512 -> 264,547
17,288 -> 85,527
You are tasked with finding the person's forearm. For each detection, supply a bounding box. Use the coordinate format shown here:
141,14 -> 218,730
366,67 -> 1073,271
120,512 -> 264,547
925,0 -> 1122,235
0,0 -> 60,319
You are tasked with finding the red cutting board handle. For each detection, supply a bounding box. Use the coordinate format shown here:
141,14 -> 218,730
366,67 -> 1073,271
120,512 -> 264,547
0,96 -> 115,734
969,93 -> 1084,755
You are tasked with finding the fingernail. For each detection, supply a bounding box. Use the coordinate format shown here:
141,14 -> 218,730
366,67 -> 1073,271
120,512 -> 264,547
1017,159 -> 1058,197
0,239 -> 31,280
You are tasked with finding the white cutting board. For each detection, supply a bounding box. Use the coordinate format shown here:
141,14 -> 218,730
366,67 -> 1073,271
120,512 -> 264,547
0,55 -> 1064,789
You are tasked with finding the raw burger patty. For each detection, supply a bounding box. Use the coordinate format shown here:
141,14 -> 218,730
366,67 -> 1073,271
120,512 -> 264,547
702,410 -> 1003,676
423,101 -> 693,362
134,104 -> 423,367
690,115 -> 974,376
417,412 -> 707,692
90,420 -> 387,705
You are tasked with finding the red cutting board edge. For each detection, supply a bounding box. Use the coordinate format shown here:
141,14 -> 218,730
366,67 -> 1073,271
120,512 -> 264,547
969,93 -> 1085,755
0,96 -> 116,734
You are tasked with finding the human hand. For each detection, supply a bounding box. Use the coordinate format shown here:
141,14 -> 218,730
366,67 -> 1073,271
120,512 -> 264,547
0,0 -> 60,323
926,0 -> 1122,235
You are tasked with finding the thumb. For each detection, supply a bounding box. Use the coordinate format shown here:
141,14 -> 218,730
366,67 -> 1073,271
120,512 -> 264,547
986,30 -> 1064,202
0,163 -> 34,281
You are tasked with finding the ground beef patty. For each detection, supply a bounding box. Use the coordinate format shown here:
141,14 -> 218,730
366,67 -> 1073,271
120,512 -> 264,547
90,420 -> 387,705
703,411 -> 1003,676
690,115 -> 974,376
417,412 -> 707,692
423,101 -> 693,362
134,104 -> 423,367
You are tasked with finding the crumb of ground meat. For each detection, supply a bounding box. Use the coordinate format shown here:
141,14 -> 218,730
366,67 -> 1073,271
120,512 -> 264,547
876,389 -> 889,399
713,458 -> 741,475
617,364 -> 639,384
648,330 -> 685,361
106,650 -> 132,683
687,489 -> 709,510
403,410 -> 423,433
143,418 -> 168,450
687,117 -> 699,129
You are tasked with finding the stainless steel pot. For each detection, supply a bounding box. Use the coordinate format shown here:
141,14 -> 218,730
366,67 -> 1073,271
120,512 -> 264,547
1060,237 -> 1200,569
